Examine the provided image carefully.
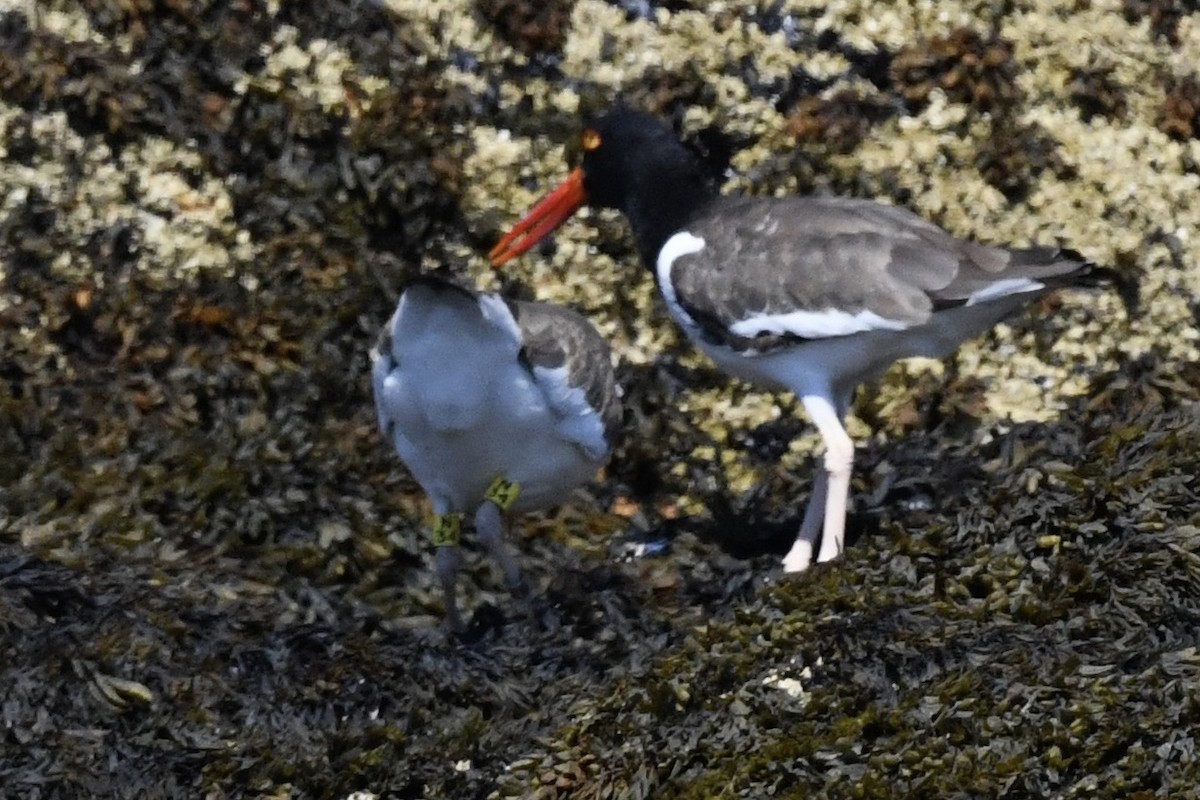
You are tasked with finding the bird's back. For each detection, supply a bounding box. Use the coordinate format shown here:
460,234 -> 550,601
383,282 -> 518,432
372,280 -> 617,514
668,194 -> 1118,350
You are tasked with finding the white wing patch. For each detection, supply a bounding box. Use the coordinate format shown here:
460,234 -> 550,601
371,352 -> 397,435
658,230 -> 912,342
477,293 -> 523,347
965,277 -> 1045,306
730,307 -> 909,339
370,311 -> 400,435
532,364 -> 609,460
655,231 -> 707,330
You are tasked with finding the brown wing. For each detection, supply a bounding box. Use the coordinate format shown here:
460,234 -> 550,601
509,299 -> 622,450
669,195 -> 1095,351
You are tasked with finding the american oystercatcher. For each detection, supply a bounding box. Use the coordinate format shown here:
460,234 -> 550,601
490,107 -> 1132,573
371,277 -> 621,632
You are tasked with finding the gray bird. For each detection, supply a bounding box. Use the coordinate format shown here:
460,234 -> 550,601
372,277 -> 621,632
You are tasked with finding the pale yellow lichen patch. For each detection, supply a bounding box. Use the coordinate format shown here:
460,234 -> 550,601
790,0 -> 991,51
1005,3 -> 1168,120
802,51 -> 854,81
459,126 -> 542,218
1171,15 -> 1200,77
1,110 -> 88,206
1033,117 -> 1200,242
377,0 -> 500,63
254,27 -> 359,112
30,8 -> 97,43
121,140 -> 253,280
672,9 -> 798,87
0,105 -> 251,285
562,2 -> 661,86
1004,103 -> 1200,366
563,1 -> 809,99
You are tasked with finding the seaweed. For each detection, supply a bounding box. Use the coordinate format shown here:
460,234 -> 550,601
2,2 -> 1198,798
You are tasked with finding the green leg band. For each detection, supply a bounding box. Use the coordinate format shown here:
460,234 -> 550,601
431,513 -> 463,547
484,477 -> 522,512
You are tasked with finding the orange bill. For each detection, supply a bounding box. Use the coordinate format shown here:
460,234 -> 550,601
489,168 -> 588,267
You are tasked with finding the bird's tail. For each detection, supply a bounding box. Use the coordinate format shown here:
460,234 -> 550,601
1013,245 -> 1140,316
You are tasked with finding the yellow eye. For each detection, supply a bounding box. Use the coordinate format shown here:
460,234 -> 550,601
581,129 -> 602,151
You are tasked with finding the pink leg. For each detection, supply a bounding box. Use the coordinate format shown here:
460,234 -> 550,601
781,465 -> 827,572
802,394 -> 854,566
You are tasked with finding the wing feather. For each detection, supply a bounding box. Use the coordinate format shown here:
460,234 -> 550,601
666,195 -> 1093,352
509,300 -> 621,457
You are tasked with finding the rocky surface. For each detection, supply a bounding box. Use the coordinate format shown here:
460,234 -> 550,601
1,1 -> 1198,797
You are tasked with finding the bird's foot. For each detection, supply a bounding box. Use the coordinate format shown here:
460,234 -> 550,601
781,539 -> 814,574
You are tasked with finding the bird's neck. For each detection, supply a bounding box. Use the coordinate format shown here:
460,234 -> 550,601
622,162 -> 716,271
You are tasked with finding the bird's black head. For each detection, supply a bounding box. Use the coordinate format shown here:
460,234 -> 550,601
489,106 -> 717,270
571,108 -> 676,209
571,107 -> 718,267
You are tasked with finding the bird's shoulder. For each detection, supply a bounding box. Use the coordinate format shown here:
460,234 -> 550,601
508,299 -> 622,446
663,196 -> 952,349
